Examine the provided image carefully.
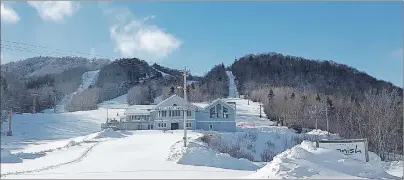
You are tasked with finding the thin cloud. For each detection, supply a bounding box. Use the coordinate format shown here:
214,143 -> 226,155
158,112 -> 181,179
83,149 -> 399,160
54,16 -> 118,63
1,2 -> 20,24
28,1 -> 80,22
103,4 -> 181,62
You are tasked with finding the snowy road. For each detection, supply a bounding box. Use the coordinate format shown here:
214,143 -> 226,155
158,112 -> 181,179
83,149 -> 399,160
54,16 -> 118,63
4,131 -> 251,179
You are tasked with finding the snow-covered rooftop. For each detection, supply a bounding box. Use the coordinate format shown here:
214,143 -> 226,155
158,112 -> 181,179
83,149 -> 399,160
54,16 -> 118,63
125,105 -> 156,115
192,102 -> 209,108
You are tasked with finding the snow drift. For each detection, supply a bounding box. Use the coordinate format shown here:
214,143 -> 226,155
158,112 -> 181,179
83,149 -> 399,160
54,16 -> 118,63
306,129 -> 340,139
247,141 -> 398,179
203,127 -> 340,162
1,149 -> 23,163
167,136 -> 260,171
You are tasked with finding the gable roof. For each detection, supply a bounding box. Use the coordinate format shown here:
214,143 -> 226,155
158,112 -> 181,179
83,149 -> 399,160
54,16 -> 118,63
155,94 -> 197,110
203,98 -> 235,111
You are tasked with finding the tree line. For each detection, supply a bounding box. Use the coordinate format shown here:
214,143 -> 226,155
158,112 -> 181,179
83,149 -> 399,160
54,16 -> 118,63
231,53 -> 403,160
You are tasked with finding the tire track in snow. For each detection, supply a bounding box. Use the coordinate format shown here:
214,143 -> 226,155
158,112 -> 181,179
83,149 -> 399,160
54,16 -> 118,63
1,142 -> 100,178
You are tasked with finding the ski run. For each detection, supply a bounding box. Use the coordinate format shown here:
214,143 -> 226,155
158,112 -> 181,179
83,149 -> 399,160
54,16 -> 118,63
0,70 -> 402,179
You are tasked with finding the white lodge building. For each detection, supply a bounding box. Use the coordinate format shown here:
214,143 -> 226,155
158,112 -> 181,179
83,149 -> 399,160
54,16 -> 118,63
114,94 -> 236,132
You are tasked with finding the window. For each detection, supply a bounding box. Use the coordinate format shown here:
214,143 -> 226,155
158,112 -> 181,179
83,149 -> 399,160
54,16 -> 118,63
187,111 -> 191,117
161,111 -> 166,117
169,110 -> 172,117
163,123 -> 167,127
223,107 -> 229,118
210,108 -> 216,118
175,110 -> 180,116
209,124 -> 213,130
216,104 -> 222,118
186,122 -> 191,128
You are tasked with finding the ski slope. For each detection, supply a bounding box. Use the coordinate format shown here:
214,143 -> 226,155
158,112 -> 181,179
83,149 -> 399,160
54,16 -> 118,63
225,71 -> 239,98
98,94 -> 128,109
45,70 -> 100,113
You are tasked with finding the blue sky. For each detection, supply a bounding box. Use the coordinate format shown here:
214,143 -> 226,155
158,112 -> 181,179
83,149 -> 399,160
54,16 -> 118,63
1,1 -> 402,87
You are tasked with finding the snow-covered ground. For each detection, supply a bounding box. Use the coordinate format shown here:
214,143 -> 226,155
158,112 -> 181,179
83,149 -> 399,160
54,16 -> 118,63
3,131 -> 251,179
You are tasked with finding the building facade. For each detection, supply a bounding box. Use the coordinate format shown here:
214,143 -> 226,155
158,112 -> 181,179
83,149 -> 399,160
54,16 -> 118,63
106,94 -> 236,132
195,99 -> 236,132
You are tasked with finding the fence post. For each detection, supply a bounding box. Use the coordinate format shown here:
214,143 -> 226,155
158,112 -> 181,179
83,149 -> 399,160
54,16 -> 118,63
364,138 -> 369,162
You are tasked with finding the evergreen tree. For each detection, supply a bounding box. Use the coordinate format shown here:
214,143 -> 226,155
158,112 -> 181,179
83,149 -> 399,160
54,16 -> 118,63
170,86 -> 175,95
326,97 -> 334,111
316,93 -> 321,102
268,89 -> 275,100
290,92 -> 295,99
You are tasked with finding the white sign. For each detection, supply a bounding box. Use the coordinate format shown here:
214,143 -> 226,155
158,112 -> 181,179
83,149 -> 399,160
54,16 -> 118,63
317,139 -> 369,162
155,106 -> 187,110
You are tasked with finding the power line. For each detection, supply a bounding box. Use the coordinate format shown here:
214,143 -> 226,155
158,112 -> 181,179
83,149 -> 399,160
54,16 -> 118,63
1,40 -> 115,59
1,45 -> 96,60
1,40 -> 199,74
1,44 -> 72,57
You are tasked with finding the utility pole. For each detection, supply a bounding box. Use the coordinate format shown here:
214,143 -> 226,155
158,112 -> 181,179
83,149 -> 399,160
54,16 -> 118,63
7,109 -> 12,136
183,67 -> 190,147
53,89 -> 57,114
106,108 -> 109,123
325,105 -> 329,136
315,105 -> 318,130
259,104 -> 262,118
32,94 -> 37,114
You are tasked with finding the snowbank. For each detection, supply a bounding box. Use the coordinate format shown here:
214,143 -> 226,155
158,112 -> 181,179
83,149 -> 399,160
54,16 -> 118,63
306,129 -> 340,140
204,126 -> 340,162
1,149 -> 22,163
247,141 -> 398,179
167,136 -> 260,171
384,161 -> 404,178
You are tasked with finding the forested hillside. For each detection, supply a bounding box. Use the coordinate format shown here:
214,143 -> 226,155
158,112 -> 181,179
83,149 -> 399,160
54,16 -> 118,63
0,57 -> 110,114
231,53 -> 401,99
230,52 -> 403,160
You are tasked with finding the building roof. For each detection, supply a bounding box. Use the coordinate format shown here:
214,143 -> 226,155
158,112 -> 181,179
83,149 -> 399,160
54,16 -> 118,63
192,102 -> 209,109
155,94 -> 198,110
203,98 -> 235,111
125,105 -> 156,115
